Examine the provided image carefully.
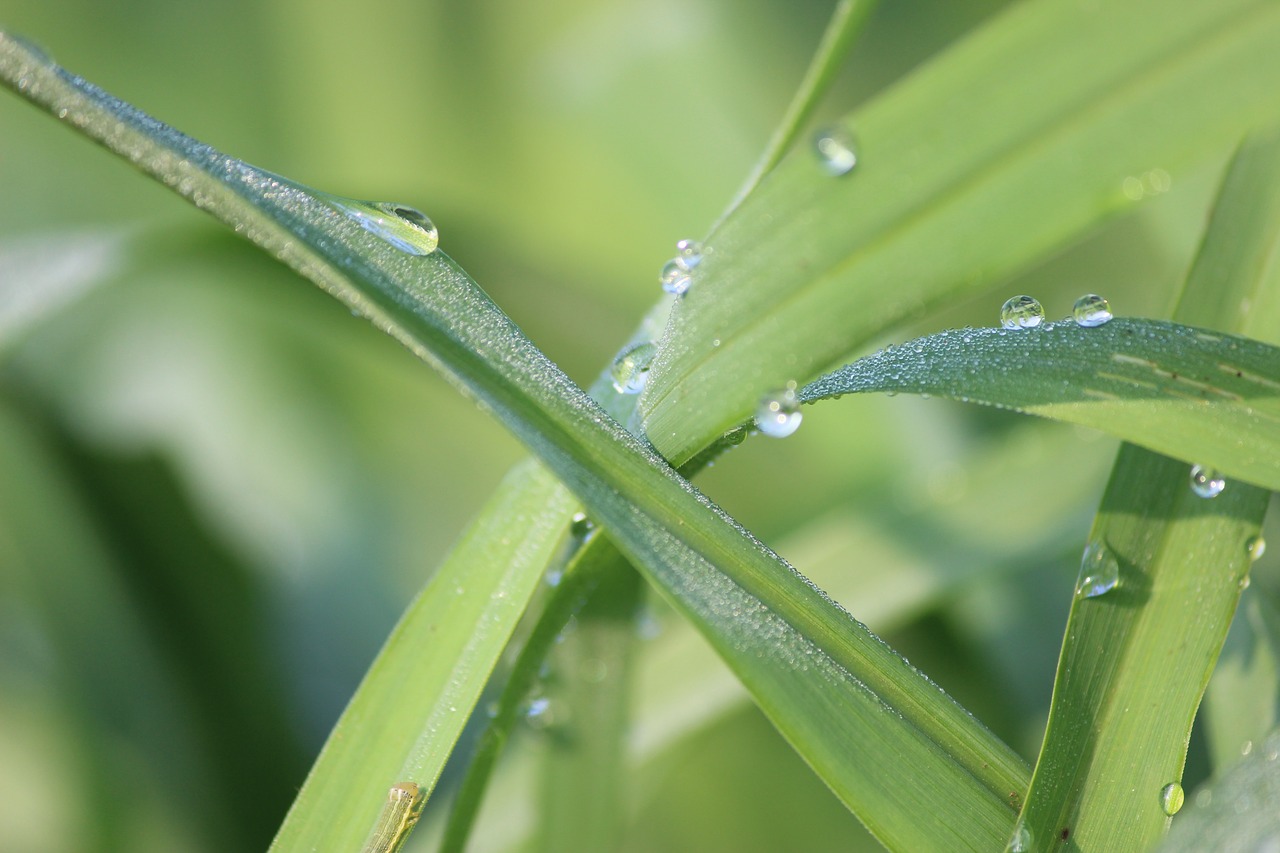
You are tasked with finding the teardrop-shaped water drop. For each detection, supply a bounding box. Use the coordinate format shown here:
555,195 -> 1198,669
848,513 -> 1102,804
1006,824 -> 1032,853
813,126 -> 857,176
660,259 -> 692,296
327,197 -> 439,255
1077,539 -> 1120,598
1000,295 -> 1045,329
675,238 -> 703,270
755,383 -> 803,438
1160,782 -> 1185,816
610,341 -> 657,394
1247,535 -> 1267,562
1073,293 -> 1113,327
1190,465 -> 1225,498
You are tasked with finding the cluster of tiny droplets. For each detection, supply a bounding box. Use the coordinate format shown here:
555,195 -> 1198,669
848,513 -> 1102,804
658,238 -> 702,296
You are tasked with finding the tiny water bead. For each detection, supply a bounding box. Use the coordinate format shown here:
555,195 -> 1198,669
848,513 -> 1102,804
1160,782 -> 1185,816
660,259 -> 692,296
1189,465 -> 1226,498
1247,535 -> 1267,562
609,341 -> 657,394
675,238 -> 703,270
1000,295 -> 1045,329
1073,293 -> 1113,327
328,198 -> 439,255
1076,539 -> 1120,599
755,383 -> 803,438
813,125 -> 857,176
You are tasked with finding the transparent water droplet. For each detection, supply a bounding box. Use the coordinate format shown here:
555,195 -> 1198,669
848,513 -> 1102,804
675,238 -> 703,270
813,126 -> 857,176
1247,535 -> 1266,562
1073,293 -> 1113,327
327,197 -> 439,255
1161,782 -> 1185,816
570,511 -> 594,538
1190,465 -> 1226,498
1000,295 -> 1045,329
1242,740 -> 1254,756
610,341 -> 657,394
755,382 -> 803,438
1006,824 -> 1032,853
523,696 -> 553,729
660,259 -> 692,296
1077,539 -> 1120,598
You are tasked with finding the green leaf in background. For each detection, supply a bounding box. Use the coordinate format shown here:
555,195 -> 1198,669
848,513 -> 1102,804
800,318 -> 1280,492
641,0 -> 1280,466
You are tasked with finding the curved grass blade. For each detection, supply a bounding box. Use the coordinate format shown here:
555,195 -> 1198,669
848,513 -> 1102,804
1010,130 -> 1280,851
801,319 -> 1280,492
0,33 -> 1028,851
641,0 -> 1280,466
1157,725 -> 1280,853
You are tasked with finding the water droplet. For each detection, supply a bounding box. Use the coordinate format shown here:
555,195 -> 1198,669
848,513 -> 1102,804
660,259 -> 692,296
1247,535 -> 1266,562
1242,739 -> 1254,756
327,198 -> 439,255
1006,824 -> 1032,853
1190,465 -> 1225,498
813,125 -> 857,176
675,238 -> 703,270
1161,782 -> 1185,816
755,382 -> 803,438
570,511 -> 594,538
1073,294 -> 1113,327
523,696 -> 553,729
610,341 -> 657,394
1000,295 -> 1045,329
1077,539 -> 1120,598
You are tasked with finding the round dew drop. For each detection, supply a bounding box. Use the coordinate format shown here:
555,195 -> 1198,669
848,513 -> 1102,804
813,126 -> 857,176
675,238 -> 703,270
1160,782 -> 1185,816
1073,293 -> 1113,327
1247,535 -> 1267,562
660,259 -> 693,296
755,383 -> 803,438
1189,464 -> 1226,498
1076,539 -> 1120,598
330,198 -> 439,255
1000,295 -> 1045,329
610,341 -> 657,394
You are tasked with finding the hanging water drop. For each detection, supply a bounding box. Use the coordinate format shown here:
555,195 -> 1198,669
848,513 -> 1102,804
1160,782 -> 1185,816
1006,823 -> 1032,853
1247,535 -> 1266,562
327,197 -> 439,255
660,259 -> 692,296
610,341 -> 657,394
1189,465 -> 1225,498
755,382 -> 803,438
813,125 -> 857,176
1000,295 -> 1045,329
675,238 -> 703,270
1073,293 -> 1113,327
1076,539 -> 1120,598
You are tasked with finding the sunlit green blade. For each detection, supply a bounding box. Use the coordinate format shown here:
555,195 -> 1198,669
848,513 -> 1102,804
641,0 -> 1280,466
0,33 -> 1028,851
1157,725 -> 1280,852
1012,132 -> 1280,852
801,319 -> 1280,492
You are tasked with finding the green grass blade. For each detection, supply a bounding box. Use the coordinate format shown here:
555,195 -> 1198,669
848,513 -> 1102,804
1202,586 -> 1280,772
800,319 -> 1280,492
641,0 -> 1280,466
1011,131 -> 1280,852
1,34 -> 1028,851
1157,725 -> 1280,852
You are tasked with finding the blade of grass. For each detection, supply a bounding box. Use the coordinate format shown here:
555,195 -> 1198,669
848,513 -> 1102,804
799,317 -> 1280,492
0,34 -> 1029,851
1011,131 -> 1280,851
641,0 -> 1280,466
1202,585 -> 1280,773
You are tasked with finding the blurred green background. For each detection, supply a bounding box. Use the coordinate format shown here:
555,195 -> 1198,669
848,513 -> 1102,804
2,1 -> 1276,851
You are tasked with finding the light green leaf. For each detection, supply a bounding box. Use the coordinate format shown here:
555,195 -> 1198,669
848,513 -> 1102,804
0,30 -> 1027,852
801,319 -> 1280,492
641,0 -> 1280,466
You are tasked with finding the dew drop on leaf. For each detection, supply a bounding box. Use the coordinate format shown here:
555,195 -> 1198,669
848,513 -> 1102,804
1246,535 -> 1266,562
1006,823 -> 1032,852
755,382 -> 803,438
1072,293 -> 1113,327
1189,465 -> 1225,498
610,341 -> 657,394
327,198 -> 439,255
660,259 -> 692,296
813,125 -> 857,176
1000,295 -> 1044,329
675,238 -> 703,270
1160,782 -> 1185,816
1076,539 -> 1120,598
